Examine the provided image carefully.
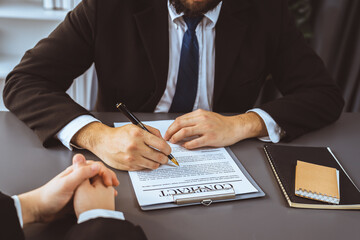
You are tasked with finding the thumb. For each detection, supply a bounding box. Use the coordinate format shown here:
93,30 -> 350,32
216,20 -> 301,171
64,164 -> 100,191
72,154 -> 87,168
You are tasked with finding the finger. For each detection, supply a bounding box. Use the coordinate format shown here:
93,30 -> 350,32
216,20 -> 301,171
102,168 -> 119,186
64,164 -> 101,190
145,125 -> 163,138
85,160 -> 119,187
98,166 -> 113,186
101,157 -> 145,171
120,152 -> 160,170
114,189 -> 118,196
182,136 -> 207,149
169,126 -> 202,144
134,156 -> 161,170
72,154 -> 86,168
141,146 -> 168,165
110,170 -> 120,186
95,162 -> 120,187
143,132 -> 171,156
103,166 -> 120,186
164,115 -> 197,141
92,177 -> 116,196
92,176 -> 104,187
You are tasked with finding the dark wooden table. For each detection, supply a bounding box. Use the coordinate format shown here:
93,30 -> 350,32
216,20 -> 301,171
0,112 -> 359,240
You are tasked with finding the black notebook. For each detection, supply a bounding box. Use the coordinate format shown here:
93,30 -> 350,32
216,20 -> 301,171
263,144 -> 360,210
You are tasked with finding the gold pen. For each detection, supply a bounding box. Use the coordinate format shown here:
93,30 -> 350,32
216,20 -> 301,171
116,103 -> 179,167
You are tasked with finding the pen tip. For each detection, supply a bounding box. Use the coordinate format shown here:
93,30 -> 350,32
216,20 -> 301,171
171,158 -> 180,167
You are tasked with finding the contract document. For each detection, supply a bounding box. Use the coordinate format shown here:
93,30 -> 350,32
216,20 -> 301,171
114,120 -> 264,210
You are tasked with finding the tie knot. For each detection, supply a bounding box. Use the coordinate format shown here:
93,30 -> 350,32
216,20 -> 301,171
183,16 -> 203,32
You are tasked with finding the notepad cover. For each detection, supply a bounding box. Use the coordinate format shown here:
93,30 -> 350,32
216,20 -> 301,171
295,161 -> 339,204
263,144 -> 360,210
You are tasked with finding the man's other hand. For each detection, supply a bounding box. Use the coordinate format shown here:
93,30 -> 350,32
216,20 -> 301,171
164,109 -> 268,149
71,122 -> 172,171
73,176 -> 115,218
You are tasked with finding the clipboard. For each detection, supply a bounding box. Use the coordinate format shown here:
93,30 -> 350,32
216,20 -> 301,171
134,148 -> 265,211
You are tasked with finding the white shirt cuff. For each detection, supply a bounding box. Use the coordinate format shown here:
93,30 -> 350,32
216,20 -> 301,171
78,209 -> 125,224
11,195 -> 23,228
247,108 -> 282,143
56,115 -> 100,150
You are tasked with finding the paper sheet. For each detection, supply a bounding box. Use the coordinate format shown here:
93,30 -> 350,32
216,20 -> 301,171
114,120 -> 258,207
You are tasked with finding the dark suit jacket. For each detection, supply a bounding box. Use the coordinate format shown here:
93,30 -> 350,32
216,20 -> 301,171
3,0 -> 344,146
0,192 -> 147,240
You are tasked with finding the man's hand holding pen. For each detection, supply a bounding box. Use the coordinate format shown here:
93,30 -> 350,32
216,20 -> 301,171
71,121 -> 171,171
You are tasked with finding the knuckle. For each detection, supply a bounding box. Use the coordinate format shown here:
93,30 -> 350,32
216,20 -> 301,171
183,142 -> 191,149
151,163 -> 160,170
180,128 -> 188,136
162,155 -> 169,164
162,143 -> 172,155
155,153 -> 163,162
165,146 -> 171,155
158,140 -> 167,150
96,161 -> 105,167
124,155 -> 135,163
170,135 -> 177,142
168,145 -> 172,154
202,114 -> 209,120
157,154 -> 168,164
125,142 -> 138,152
129,127 -> 142,137
172,122 -> 179,130
122,124 -> 132,131
195,140 -> 203,147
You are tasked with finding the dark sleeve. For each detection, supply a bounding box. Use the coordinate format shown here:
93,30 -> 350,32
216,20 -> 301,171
0,192 -> 25,240
65,218 -> 147,240
3,0 -> 97,147
259,0 -> 344,141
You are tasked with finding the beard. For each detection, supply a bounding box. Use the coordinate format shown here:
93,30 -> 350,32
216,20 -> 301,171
170,0 -> 222,17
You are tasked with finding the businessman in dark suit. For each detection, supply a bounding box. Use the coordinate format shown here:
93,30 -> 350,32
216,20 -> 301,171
3,0 -> 344,170
0,154 -> 146,240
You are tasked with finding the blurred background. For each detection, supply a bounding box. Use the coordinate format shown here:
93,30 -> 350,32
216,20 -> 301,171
0,0 -> 359,112
258,0 -> 360,112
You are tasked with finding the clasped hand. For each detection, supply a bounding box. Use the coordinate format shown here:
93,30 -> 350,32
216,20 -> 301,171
18,154 -> 119,225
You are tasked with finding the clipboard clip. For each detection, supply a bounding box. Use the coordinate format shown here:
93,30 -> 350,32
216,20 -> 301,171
172,187 -> 235,206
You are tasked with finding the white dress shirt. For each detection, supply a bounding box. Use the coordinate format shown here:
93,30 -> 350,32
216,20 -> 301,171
56,0 -> 282,150
11,195 -> 125,227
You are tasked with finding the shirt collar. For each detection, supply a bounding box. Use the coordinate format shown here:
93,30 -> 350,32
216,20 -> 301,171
167,1 -> 222,29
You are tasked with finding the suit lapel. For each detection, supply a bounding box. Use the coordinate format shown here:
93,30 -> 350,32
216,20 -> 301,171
134,0 -> 169,110
213,0 -> 253,106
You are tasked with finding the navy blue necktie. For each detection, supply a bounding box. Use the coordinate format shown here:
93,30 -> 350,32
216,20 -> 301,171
169,16 -> 203,113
